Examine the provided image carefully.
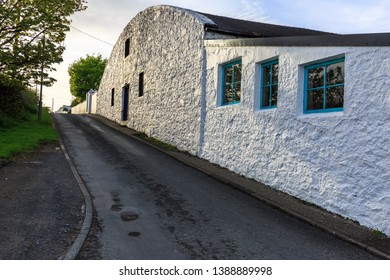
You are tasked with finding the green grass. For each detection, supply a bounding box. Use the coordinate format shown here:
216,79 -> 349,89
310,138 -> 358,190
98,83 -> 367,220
372,229 -> 386,237
134,132 -> 180,152
0,108 -> 58,161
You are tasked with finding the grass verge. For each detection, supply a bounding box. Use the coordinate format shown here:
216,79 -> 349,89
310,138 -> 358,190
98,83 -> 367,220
0,108 -> 58,162
134,132 -> 180,152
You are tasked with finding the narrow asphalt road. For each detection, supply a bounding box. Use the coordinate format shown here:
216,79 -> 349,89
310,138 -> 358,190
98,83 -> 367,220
53,114 -> 378,260
0,143 -> 83,259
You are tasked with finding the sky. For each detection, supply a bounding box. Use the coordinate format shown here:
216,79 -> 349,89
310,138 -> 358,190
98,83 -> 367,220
44,0 -> 390,110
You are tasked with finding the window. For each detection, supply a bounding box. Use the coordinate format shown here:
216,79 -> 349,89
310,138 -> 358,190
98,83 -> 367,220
111,88 -> 115,106
261,59 -> 278,109
222,60 -> 242,105
122,85 -> 129,121
304,58 -> 345,113
138,72 -> 144,97
124,38 -> 130,57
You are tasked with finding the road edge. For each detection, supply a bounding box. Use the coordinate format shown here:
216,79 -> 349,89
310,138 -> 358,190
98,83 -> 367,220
52,114 -> 93,260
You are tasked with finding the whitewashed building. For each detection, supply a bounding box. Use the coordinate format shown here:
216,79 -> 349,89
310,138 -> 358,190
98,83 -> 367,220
96,5 -> 390,236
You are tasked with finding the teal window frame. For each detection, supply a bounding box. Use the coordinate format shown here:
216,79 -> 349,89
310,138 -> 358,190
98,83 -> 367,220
221,59 -> 242,105
304,57 -> 345,114
260,59 -> 279,109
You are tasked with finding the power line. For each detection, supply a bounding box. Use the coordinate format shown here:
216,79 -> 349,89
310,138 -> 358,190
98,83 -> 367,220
70,25 -> 114,46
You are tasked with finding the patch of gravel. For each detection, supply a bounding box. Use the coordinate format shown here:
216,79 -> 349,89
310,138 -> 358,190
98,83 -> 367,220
0,143 -> 84,260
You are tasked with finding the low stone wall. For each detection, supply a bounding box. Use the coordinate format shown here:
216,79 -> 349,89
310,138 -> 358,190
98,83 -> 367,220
71,101 -> 86,114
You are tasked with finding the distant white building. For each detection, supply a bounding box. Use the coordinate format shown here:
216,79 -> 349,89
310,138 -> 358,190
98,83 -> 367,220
96,5 -> 390,236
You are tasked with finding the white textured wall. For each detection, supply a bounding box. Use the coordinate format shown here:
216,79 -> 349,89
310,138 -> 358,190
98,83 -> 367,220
96,5 -> 390,235
91,93 -> 97,114
86,93 -> 97,114
72,101 -> 86,114
97,6 -> 213,155
203,45 -> 390,235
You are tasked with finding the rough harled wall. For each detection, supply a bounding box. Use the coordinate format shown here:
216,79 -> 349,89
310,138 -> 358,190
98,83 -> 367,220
97,6 -> 214,155
203,45 -> 390,235
96,5 -> 390,235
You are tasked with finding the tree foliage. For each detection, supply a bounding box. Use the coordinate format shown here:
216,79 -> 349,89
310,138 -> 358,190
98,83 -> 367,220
68,54 -> 107,102
0,0 -> 87,85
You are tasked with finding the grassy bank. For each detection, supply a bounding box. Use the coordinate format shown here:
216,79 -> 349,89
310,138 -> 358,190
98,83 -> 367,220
0,108 -> 58,161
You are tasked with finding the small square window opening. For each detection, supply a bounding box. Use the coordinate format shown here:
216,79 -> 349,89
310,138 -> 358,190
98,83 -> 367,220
124,38 -> 130,58
111,88 -> 115,106
139,72 -> 144,97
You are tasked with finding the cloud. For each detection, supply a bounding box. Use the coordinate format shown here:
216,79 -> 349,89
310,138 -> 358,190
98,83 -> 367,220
266,0 -> 390,33
44,0 -> 390,110
234,0 -> 269,22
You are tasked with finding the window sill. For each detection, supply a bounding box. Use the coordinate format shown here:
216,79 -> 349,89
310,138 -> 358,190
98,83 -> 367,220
255,107 -> 277,113
219,102 -> 241,107
299,110 -> 344,119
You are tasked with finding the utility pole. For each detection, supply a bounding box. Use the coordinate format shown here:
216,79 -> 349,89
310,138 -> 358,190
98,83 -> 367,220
38,35 -> 45,121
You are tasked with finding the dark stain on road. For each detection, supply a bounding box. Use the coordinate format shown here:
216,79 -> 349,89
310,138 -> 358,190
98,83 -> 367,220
110,204 -> 123,212
128,232 -> 141,237
121,211 -> 139,221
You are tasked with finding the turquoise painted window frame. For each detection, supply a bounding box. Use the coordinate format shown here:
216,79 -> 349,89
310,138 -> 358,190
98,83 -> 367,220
260,59 -> 279,109
304,57 -> 345,114
221,59 -> 242,106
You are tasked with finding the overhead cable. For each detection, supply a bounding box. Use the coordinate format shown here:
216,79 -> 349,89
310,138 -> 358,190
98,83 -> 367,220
70,25 -> 114,46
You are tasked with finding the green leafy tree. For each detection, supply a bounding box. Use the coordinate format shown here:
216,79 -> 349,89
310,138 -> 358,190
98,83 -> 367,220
0,0 -> 87,85
68,54 -> 107,103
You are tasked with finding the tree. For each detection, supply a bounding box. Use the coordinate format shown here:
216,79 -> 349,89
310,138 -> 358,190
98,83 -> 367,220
0,0 -> 87,85
68,54 -> 107,103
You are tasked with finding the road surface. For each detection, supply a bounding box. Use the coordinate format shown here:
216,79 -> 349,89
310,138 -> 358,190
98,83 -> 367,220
53,114 -> 378,260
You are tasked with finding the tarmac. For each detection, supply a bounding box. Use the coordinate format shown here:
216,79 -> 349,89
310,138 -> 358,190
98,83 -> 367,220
2,113 -> 389,259
87,114 -> 390,260
0,142 -> 84,259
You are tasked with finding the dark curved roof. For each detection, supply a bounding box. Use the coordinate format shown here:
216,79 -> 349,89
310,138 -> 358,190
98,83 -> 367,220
204,32 -> 390,47
199,12 -> 333,38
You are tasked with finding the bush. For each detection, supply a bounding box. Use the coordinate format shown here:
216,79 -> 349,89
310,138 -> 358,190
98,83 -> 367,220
71,98 -> 81,107
0,114 -> 18,128
0,75 -> 39,127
